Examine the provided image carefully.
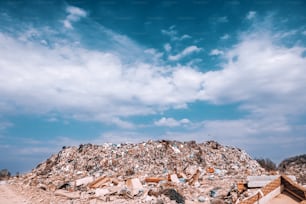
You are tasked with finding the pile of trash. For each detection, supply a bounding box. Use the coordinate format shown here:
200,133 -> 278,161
12,140 -> 266,203
278,154 -> 306,185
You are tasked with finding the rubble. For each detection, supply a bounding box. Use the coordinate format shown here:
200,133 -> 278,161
10,140 -> 267,203
54,189 -> 80,199
278,154 -> 306,185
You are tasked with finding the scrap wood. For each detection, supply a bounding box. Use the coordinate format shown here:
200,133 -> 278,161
145,177 -> 167,183
89,176 -> 111,188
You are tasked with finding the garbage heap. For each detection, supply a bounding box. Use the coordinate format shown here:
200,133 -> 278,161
14,140 -> 265,204
278,154 -> 306,185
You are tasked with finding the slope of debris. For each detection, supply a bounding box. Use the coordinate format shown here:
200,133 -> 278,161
278,154 -> 306,185
12,140 -> 265,203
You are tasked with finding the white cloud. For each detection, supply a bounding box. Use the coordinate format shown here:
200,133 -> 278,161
161,26 -> 191,41
154,117 -> 190,127
164,43 -> 172,52
161,27 -> 177,39
273,30 -> 298,39
0,32 -> 207,127
180,34 -> 191,40
302,31 -> 306,35
144,48 -> 163,59
169,45 -> 201,61
209,49 -> 224,56
63,5 -> 87,29
220,34 -> 230,40
109,118 -> 135,129
246,11 -> 256,20
200,34 -> 306,121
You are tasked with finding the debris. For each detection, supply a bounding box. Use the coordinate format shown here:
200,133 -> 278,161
89,176 -> 110,188
197,196 -> 206,202
94,188 -> 110,197
169,174 -> 180,183
54,189 -> 80,199
278,154 -> 306,185
237,182 -> 246,193
9,140 -> 267,203
247,175 -> 296,188
206,167 -> 214,174
188,169 -> 200,185
75,176 -> 94,187
145,177 -> 167,183
210,188 -> 220,198
162,188 -> 185,204
126,178 -> 143,196
211,198 -> 225,204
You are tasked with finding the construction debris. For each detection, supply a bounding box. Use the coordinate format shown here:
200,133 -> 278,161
278,154 -> 306,185
9,140 -> 271,203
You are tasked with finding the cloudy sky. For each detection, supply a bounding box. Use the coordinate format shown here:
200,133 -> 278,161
0,0 -> 306,173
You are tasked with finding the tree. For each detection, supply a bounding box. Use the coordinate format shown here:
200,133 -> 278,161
255,158 -> 277,171
0,169 -> 11,179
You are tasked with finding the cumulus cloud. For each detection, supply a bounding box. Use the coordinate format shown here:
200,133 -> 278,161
0,32 -> 206,127
63,5 -> 87,29
154,117 -> 190,127
209,49 -> 224,56
169,45 -> 201,61
246,11 -> 256,20
201,34 -> 306,121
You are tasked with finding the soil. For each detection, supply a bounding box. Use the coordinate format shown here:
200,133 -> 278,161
0,183 -> 30,204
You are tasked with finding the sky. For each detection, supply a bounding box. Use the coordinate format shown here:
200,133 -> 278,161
0,0 -> 306,173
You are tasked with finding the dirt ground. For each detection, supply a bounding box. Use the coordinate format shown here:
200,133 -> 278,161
0,183 -> 30,204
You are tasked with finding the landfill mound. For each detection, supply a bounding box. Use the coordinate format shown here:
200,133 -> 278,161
14,140 -> 265,203
278,154 -> 306,185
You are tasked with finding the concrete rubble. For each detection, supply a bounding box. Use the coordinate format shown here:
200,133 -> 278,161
9,140 -> 270,203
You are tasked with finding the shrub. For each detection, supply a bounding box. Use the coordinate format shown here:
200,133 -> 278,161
0,169 -> 11,180
255,158 -> 277,171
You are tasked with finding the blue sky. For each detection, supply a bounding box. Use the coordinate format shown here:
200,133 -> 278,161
0,0 -> 306,173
